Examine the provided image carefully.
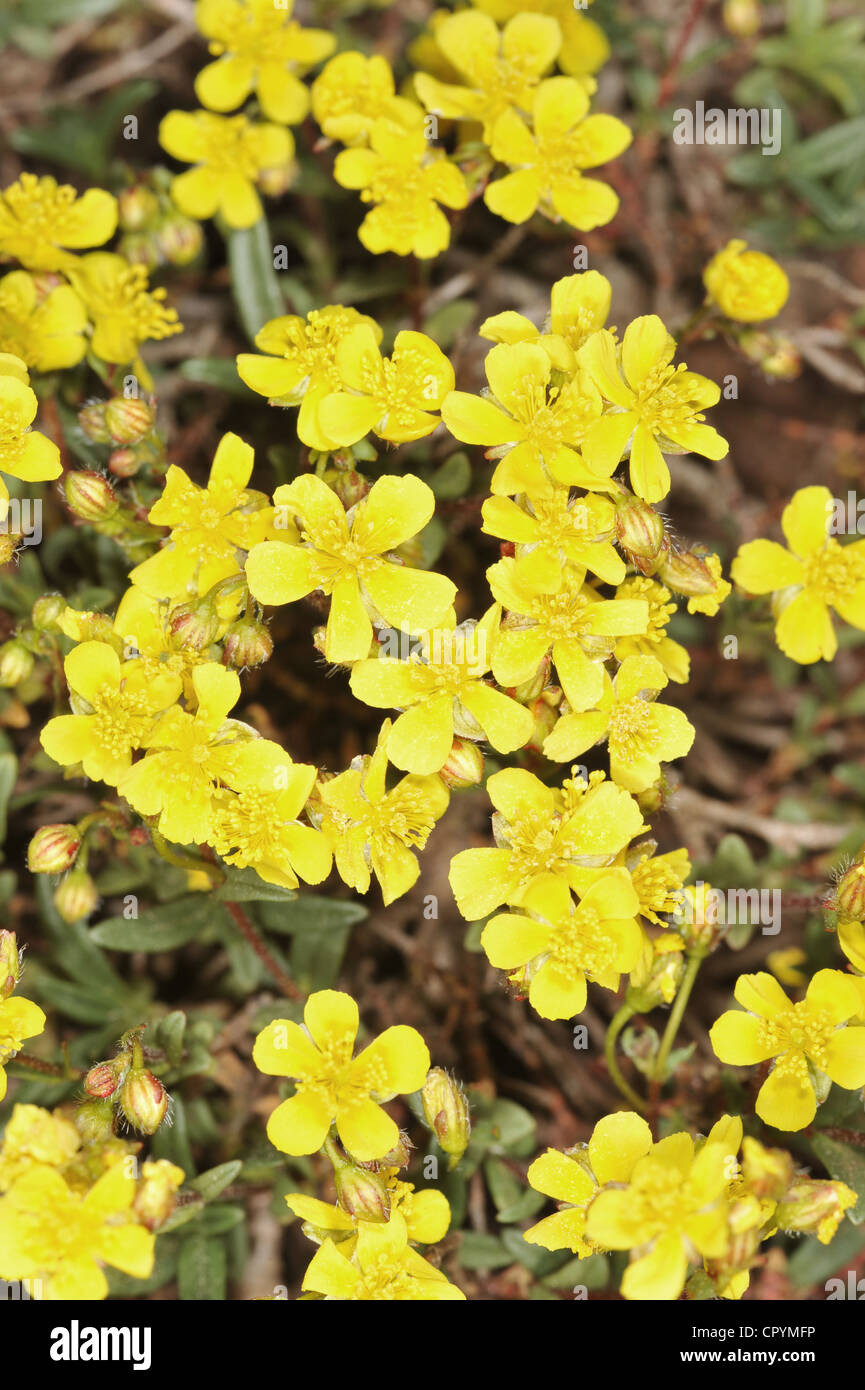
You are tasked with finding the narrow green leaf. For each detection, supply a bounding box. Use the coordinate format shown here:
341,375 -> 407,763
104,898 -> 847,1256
226,216 -> 284,343
177,1233 -> 227,1301
190,1161 -> 243,1204
256,895 -> 367,934
89,895 -> 215,951
0,752 -> 17,843
215,866 -> 297,903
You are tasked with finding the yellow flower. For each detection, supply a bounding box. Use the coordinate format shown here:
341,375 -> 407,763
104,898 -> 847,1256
316,720 -> 449,905
414,10 -> 561,143
624,843 -> 691,926
68,252 -> 182,371
194,0 -> 335,125
442,341 -> 604,497
40,641 -> 182,786
0,1163 -> 153,1300
302,1210 -> 464,1299
525,1111 -> 652,1253
320,326 -> 454,447
481,486 -> 624,588
710,969 -> 865,1131
0,355 -> 62,515
313,52 -> 423,146
0,271 -> 87,372
208,739 -> 332,889
704,239 -> 789,323
480,269 -> 612,373
482,869 -> 642,1019
449,766 -> 645,919
333,119 -> 469,259
487,556 -> 648,711
474,0 -> 610,78
0,173 -> 117,272
236,306 -> 381,453
543,653 -> 695,789
159,109 -> 294,229
0,1103 -> 80,1190
485,77 -> 630,230
0,997 -> 46,1103
245,473 -> 456,665
767,947 -> 809,989
578,316 -> 729,503
130,432 -> 277,600
253,989 -> 430,1160
585,1127 -> 736,1300
351,610 -> 534,774
731,485 -> 865,663
613,576 -> 689,683
117,662 -> 246,844
286,1179 -> 450,1248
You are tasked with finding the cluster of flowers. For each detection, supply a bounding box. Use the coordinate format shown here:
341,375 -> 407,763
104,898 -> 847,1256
252,988 -> 467,1300
524,1109 -> 856,1301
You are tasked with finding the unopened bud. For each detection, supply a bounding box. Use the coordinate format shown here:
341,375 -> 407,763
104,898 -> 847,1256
84,1056 -> 129,1098
510,653 -> 552,704
737,329 -> 801,380
78,401 -> 111,443
775,1179 -> 858,1245
31,594 -> 66,631
325,468 -> 369,510
53,868 -> 99,923
119,1068 -> 169,1134
222,617 -> 273,668
63,470 -> 119,522
421,1067 -> 471,1168
155,215 -> 204,267
108,447 -> 140,478
75,1097 -> 116,1143
439,737 -> 484,790
117,232 -> 161,272
27,823 -> 81,875
527,691 -> 561,752
671,882 -> 726,954
615,490 -> 667,564
0,930 -> 20,997
257,162 -> 295,198
118,185 -> 160,231
134,1159 -> 185,1230
359,1131 -> 413,1172
740,1136 -> 793,1203
831,856 -> 865,924
722,0 -> 761,38
104,396 -> 154,445
333,1158 -> 391,1222
0,639 -> 34,687
626,931 -> 686,1012
168,600 -> 219,651
657,547 -> 716,598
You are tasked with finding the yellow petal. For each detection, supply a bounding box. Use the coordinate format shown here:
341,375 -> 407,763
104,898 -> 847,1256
756,1064 -> 815,1132
781,485 -> 833,558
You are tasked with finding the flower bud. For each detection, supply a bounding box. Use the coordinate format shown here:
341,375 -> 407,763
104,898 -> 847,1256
722,0 -> 761,38
0,534 -> 16,566
740,1136 -> 793,1203
119,1068 -> 169,1134
257,161 -> 296,198
626,931 -> 686,1011
134,1159 -> 185,1230
359,1131 -> 413,1172
526,691 -> 561,752
84,1056 -> 130,1098
0,639 -> 34,687
671,881 -> 726,954
31,594 -> 66,632
325,468 -> 369,510
421,1068 -> 471,1168
615,490 -> 667,564
75,1097 -> 116,1143
333,1158 -> 391,1222
117,232 -> 161,272
53,868 -> 99,923
104,396 -> 154,445
63,470 -> 119,522
168,600 -> 220,651
704,239 -> 788,323
222,617 -> 274,668
657,546 -> 716,598
108,447 -> 140,478
118,184 -> 160,231
775,1179 -> 857,1245
439,737 -> 484,790
0,930 -> 20,998
155,215 -> 204,267
78,401 -> 111,443
510,653 -> 552,704
831,855 -> 865,924
27,823 -> 81,875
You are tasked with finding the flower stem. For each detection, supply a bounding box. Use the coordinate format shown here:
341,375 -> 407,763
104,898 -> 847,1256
222,899 -> 303,1001
604,1004 -> 646,1113
11,1050 -> 80,1079
151,830 -> 224,885
652,951 -> 704,1085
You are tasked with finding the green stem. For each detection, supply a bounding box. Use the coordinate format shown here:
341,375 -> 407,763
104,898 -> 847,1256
150,830 -> 224,885
605,1005 -> 646,1113
652,952 -> 704,1084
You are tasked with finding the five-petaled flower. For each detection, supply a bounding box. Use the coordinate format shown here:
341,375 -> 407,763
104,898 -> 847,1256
301,1210 -> 464,1300
160,108 -> 294,229
194,0 -> 335,125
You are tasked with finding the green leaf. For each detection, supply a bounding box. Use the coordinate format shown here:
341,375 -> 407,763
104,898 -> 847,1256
290,919 -> 353,991
195,1204 -> 245,1236
35,876 -> 124,992
10,80 -> 157,179
190,1161 -> 243,1204
787,116 -> 865,178
89,895 -> 216,951
542,1252 -> 609,1292
256,895 -> 368,934
500,1226 -> 562,1275
429,452 -> 472,500
215,866 -> 297,903
811,1134 -> 865,1222
226,216 -> 285,343
154,1010 -> 187,1068
457,1232 -> 512,1271
0,752 -> 17,843
177,1233 -> 227,1301
179,358 -> 256,397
